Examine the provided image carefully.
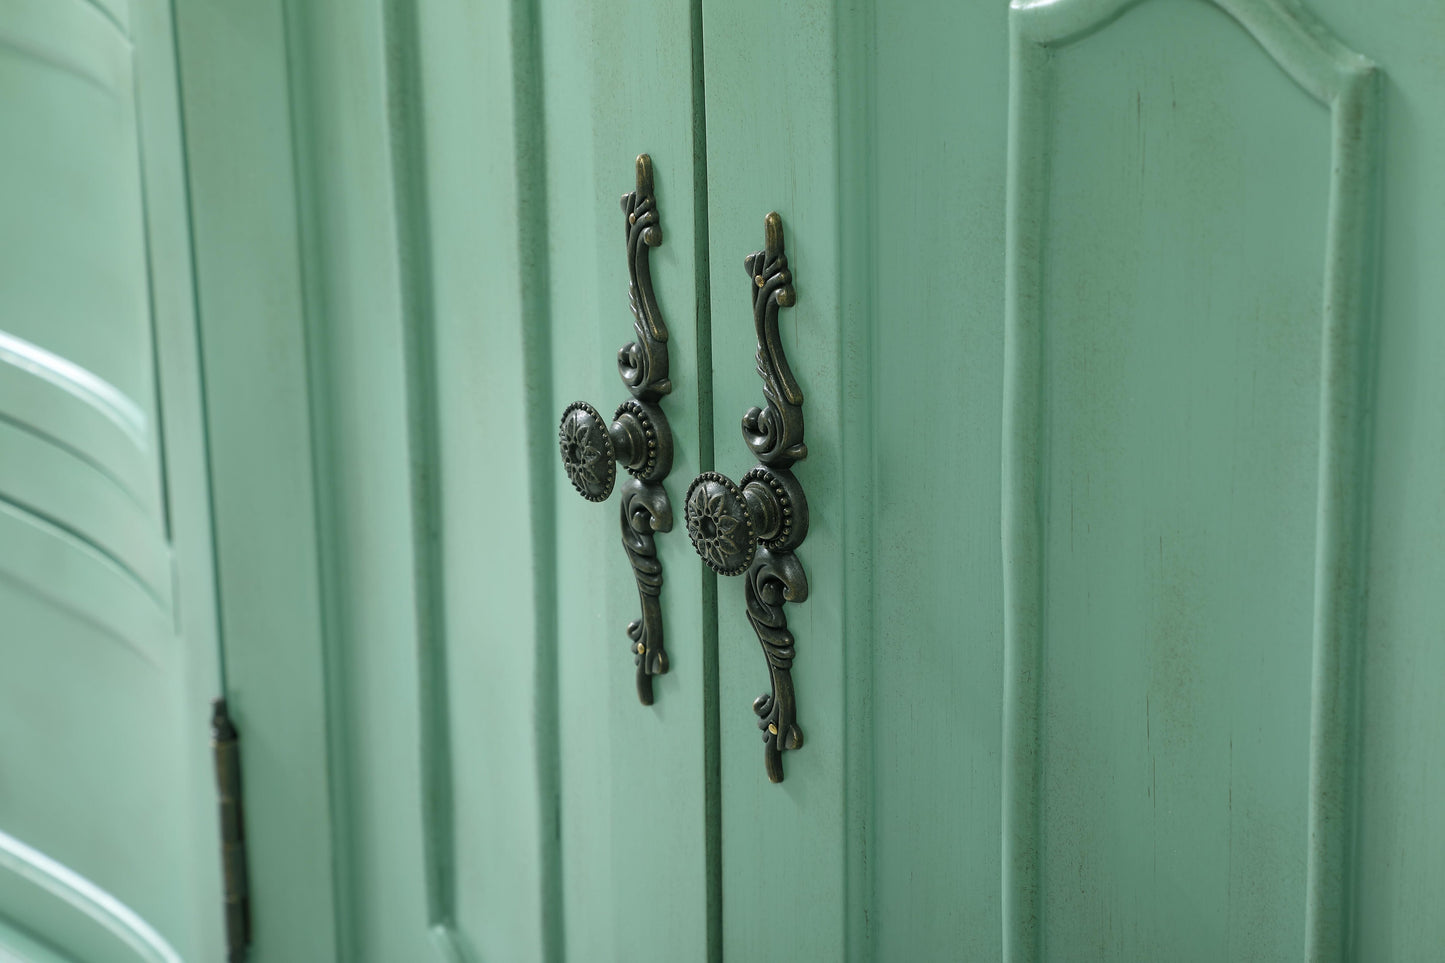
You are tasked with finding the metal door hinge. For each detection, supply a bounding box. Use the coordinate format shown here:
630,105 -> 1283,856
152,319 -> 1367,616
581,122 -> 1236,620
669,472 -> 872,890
211,699 -> 252,961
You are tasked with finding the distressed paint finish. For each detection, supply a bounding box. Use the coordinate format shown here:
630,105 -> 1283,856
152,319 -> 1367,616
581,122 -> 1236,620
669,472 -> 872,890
1003,0 -> 1379,959
700,1 -> 1018,959
701,0 -> 846,956
171,0 -> 718,958
207,0 -> 1440,957
868,3 -> 1014,958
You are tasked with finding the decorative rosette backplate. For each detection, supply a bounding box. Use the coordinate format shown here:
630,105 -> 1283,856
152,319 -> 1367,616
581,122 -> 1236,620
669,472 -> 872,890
684,212 -> 810,783
556,154 -> 676,705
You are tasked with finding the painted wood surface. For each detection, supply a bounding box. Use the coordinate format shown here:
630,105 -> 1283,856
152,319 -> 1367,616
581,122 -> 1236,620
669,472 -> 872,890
195,0 -> 1440,959
9,0 -> 1445,960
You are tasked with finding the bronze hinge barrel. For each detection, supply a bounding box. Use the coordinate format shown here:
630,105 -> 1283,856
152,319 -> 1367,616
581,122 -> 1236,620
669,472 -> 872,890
211,698 -> 252,961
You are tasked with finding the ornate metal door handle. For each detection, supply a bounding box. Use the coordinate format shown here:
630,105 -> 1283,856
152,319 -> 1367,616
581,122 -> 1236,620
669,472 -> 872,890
557,154 -> 675,706
684,212 -> 809,783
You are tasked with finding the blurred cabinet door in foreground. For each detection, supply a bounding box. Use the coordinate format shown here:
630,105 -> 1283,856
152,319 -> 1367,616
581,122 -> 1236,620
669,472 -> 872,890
0,0 -> 226,961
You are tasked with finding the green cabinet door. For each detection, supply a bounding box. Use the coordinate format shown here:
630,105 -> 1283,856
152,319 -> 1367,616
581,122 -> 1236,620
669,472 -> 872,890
140,0 -> 1445,959
230,1 -> 720,959
700,0 -> 1445,960
0,0 -> 225,960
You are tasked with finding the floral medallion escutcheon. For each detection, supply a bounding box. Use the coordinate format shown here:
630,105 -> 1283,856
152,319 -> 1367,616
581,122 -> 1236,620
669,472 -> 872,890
684,471 -> 756,576
558,401 -> 616,502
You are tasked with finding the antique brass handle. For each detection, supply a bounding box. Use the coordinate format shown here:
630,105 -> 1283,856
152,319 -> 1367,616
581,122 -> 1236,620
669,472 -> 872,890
557,154 -> 675,705
684,212 -> 810,783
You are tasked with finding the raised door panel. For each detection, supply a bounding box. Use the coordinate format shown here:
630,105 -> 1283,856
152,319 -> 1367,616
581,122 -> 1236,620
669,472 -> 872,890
1002,1 -> 1378,958
0,0 -> 224,960
400,0 -> 717,958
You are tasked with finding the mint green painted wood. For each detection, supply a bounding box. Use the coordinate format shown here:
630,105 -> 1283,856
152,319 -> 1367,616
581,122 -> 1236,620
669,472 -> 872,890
0,0 -> 225,960
263,1 -> 456,958
403,1 -> 564,956
0,827 -> 184,963
163,0 -> 1445,959
701,3 -> 1009,960
400,3 -> 563,955
0,905 -> 78,963
246,0 -> 1442,958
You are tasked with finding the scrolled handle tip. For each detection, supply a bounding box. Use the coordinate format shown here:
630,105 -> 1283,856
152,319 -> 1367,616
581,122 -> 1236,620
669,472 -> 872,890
763,210 -> 784,255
